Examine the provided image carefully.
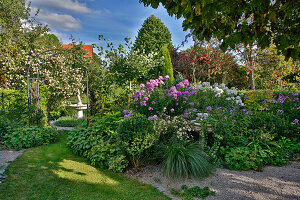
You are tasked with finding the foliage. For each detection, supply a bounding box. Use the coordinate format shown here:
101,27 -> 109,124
134,15 -> 173,54
54,116 -> 85,127
199,104 -> 299,170
241,89 -> 274,111
160,140 -> 214,180
139,0 -> 299,60
3,127 -> 57,150
117,114 -> 158,168
95,36 -> 163,85
254,44 -> 300,90
161,45 -> 174,86
68,112 -> 128,172
0,0 -> 48,80
170,39 -> 247,88
0,89 -> 28,121
171,185 -> 216,200
0,134 -> 170,200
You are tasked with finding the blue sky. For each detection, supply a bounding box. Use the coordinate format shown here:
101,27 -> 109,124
30,0 -> 193,52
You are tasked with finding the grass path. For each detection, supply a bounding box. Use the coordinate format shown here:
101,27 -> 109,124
0,134 -> 169,200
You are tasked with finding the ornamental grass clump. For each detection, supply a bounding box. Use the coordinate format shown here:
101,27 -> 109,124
161,140 -> 214,180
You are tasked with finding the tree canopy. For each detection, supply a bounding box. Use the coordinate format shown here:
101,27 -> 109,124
134,15 -> 173,54
139,0 -> 300,60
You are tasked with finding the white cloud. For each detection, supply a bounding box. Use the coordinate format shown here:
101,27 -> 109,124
30,0 -> 96,14
38,10 -> 82,31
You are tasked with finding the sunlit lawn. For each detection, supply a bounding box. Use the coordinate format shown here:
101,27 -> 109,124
0,133 -> 169,200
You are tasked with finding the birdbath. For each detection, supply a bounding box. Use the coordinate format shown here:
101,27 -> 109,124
69,89 -> 87,119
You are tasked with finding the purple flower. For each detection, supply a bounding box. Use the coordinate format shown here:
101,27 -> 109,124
148,115 -> 158,121
206,106 -> 212,111
290,119 -> 299,125
191,90 -> 197,95
182,79 -> 189,86
277,110 -> 284,114
175,103 -> 178,106
189,102 -> 194,106
192,108 -> 197,112
186,86 -> 195,91
170,108 -> 175,112
140,101 -> 147,106
146,82 -> 154,91
265,108 -> 270,111
183,101 -> 187,104
176,82 -> 185,90
151,101 -> 156,104
136,105 -> 138,108
123,110 -> 129,114
233,120 -> 237,123
140,83 -> 145,88
143,97 -> 149,101
134,98 -> 138,101
124,114 -> 132,119
158,76 -> 163,80
224,116 -> 227,119
182,91 -> 191,97
184,111 -> 189,117
164,75 -> 169,79
148,107 -> 153,110
160,95 -> 165,99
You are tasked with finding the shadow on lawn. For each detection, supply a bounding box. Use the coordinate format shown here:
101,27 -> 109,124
0,134 -> 169,200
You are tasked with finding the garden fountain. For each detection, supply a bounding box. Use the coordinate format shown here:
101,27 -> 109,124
69,89 -> 87,119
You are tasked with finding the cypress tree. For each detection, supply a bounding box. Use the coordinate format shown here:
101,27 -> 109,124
161,45 -> 174,85
134,15 -> 173,54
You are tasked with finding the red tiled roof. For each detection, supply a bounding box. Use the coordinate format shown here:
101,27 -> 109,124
61,44 -> 93,57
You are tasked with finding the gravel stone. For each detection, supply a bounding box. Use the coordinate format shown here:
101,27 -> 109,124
125,162 -> 300,200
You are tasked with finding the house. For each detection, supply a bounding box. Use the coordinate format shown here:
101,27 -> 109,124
61,44 -> 93,57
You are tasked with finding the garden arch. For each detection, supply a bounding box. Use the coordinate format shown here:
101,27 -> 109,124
27,49 -> 89,127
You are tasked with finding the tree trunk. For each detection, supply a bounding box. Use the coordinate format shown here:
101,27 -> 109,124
250,69 -> 255,90
128,80 -> 132,109
249,45 -> 255,90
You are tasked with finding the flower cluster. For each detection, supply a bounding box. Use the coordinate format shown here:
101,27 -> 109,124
197,82 -> 244,105
132,76 -> 198,119
155,114 -> 194,140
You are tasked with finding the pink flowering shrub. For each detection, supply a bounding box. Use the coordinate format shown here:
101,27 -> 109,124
130,76 -> 198,119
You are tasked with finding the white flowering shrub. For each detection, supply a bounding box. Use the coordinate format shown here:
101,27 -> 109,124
196,82 -> 244,109
154,114 -> 195,141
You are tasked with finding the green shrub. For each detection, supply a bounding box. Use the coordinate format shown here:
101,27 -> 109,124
171,185 -> 216,200
0,87 -> 49,125
161,44 -> 174,86
67,127 -> 97,156
86,141 -> 128,172
68,112 -> 128,172
54,116 -> 85,127
240,89 -> 274,110
4,127 -> 57,150
117,114 -> 158,168
160,140 -> 214,180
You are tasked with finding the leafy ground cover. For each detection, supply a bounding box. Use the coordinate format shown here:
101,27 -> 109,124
0,133 -> 169,200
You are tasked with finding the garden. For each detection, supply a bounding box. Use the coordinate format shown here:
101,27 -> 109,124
0,0 -> 299,200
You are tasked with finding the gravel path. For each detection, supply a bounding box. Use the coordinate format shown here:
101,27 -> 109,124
0,149 -> 25,184
126,162 -> 300,200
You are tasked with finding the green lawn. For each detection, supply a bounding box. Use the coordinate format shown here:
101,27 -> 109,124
0,133 -> 169,200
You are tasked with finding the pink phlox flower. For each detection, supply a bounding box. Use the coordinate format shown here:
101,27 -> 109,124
140,101 -> 147,106
183,79 -> 189,86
